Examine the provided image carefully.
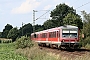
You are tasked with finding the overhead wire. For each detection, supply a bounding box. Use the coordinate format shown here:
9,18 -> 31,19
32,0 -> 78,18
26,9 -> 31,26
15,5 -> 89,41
76,1 -> 90,9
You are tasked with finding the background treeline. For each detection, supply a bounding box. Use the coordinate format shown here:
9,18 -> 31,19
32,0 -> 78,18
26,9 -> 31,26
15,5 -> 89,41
0,23 -> 33,42
0,3 -> 90,47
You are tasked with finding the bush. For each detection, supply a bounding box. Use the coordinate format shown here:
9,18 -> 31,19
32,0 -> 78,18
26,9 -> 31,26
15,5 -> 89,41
84,36 -> 90,45
16,36 -> 33,49
80,36 -> 90,47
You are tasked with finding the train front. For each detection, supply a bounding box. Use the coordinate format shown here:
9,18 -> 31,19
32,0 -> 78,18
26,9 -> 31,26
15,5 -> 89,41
61,25 -> 79,49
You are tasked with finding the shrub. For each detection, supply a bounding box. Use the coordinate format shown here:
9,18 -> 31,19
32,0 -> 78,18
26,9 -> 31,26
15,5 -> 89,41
80,36 -> 90,47
83,36 -> 90,46
16,36 -> 33,49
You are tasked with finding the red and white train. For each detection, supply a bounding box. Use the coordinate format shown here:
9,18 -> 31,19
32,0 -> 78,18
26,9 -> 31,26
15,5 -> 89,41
31,25 -> 80,49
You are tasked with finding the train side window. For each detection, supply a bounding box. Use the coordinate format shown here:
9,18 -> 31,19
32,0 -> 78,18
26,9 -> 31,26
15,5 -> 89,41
45,33 -> 47,38
53,32 -> 55,38
52,32 -> 53,38
52,32 -> 55,38
57,31 -> 60,38
40,34 -> 42,38
51,32 -> 52,38
49,32 -> 51,38
59,31 -> 60,37
51,32 -> 55,38
36,34 -> 38,38
57,31 -> 58,38
53,31 -> 56,38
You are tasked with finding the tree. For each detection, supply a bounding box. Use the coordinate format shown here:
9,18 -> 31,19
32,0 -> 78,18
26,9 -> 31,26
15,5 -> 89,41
18,23 -> 33,37
81,11 -> 90,37
63,13 -> 83,29
43,19 -> 55,29
50,3 -> 76,26
2,24 -> 13,38
0,32 -> 2,38
7,27 -> 18,41
34,24 -> 44,32
81,11 -> 90,46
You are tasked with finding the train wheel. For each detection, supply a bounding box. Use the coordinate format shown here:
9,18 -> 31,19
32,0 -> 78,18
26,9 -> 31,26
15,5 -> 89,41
50,44 -> 54,49
38,43 -> 41,46
58,46 -> 62,50
43,43 -> 46,47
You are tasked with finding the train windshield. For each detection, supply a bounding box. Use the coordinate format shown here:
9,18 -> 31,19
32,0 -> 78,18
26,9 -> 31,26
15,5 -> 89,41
62,29 -> 78,38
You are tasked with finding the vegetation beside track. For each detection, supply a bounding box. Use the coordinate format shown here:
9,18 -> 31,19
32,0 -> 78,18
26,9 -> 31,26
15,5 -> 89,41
0,37 -> 90,60
15,40 -> 57,60
0,43 -> 28,60
15,41 -> 90,60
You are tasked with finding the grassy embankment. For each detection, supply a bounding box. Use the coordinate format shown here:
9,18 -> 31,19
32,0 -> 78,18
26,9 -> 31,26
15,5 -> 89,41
0,37 -> 90,60
16,41 -> 57,60
16,41 -> 90,60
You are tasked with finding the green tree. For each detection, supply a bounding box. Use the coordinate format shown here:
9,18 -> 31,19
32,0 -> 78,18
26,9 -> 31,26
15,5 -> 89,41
0,32 -> 2,38
2,24 -> 13,38
50,3 -> 76,26
19,23 -> 33,37
34,24 -> 44,32
43,19 -> 55,29
81,11 -> 90,46
63,13 -> 83,29
81,11 -> 90,38
7,27 -> 18,41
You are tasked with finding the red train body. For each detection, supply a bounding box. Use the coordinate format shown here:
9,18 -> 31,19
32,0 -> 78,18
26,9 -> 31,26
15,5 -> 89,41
31,25 -> 80,49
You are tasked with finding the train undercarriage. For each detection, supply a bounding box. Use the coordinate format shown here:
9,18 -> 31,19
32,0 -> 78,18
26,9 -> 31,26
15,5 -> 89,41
38,42 -> 80,50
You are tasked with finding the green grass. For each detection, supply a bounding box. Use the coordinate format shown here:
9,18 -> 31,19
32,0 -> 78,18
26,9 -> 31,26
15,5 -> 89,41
0,43 -> 28,60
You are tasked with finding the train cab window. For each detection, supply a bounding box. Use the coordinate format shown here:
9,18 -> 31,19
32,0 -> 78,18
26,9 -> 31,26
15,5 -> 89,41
62,33 -> 69,38
62,29 -> 69,38
69,33 -> 77,38
62,29 -> 78,38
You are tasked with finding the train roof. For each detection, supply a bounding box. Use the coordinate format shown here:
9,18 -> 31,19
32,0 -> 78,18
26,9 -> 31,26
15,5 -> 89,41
31,30 -> 48,35
31,25 -> 78,35
59,25 -> 78,29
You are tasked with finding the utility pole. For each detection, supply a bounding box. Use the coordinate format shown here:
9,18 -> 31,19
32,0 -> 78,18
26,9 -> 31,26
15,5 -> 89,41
33,10 -> 50,33
22,22 -> 23,36
33,10 -> 37,33
22,22 -> 25,36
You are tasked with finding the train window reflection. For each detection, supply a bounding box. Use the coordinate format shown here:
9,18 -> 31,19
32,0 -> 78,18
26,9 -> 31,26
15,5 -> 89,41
62,33 -> 77,38
62,33 -> 69,38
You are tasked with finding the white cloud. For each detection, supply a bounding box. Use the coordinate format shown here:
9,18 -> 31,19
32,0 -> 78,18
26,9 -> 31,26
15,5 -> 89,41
11,0 -> 40,14
43,5 -> 52,10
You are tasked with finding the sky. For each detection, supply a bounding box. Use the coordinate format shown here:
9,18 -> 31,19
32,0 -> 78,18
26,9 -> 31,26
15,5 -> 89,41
0,0 -> 90,32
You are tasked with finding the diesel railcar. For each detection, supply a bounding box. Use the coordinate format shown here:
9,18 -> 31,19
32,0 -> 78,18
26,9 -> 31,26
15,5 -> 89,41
31,25 -> 80,49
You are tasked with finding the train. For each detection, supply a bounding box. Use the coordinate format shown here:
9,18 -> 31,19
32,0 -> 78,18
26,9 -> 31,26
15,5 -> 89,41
31,25 -> 80,49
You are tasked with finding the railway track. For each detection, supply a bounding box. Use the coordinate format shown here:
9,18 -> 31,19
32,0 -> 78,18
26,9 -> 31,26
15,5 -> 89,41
39,46 -> 90,59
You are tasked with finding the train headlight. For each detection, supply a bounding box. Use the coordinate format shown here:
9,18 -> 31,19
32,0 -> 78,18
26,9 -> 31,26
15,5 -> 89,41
61,39 -> 64,42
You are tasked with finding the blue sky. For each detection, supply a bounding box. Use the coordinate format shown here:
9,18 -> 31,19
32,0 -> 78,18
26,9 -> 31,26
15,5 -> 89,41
0,0 -> 90,31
